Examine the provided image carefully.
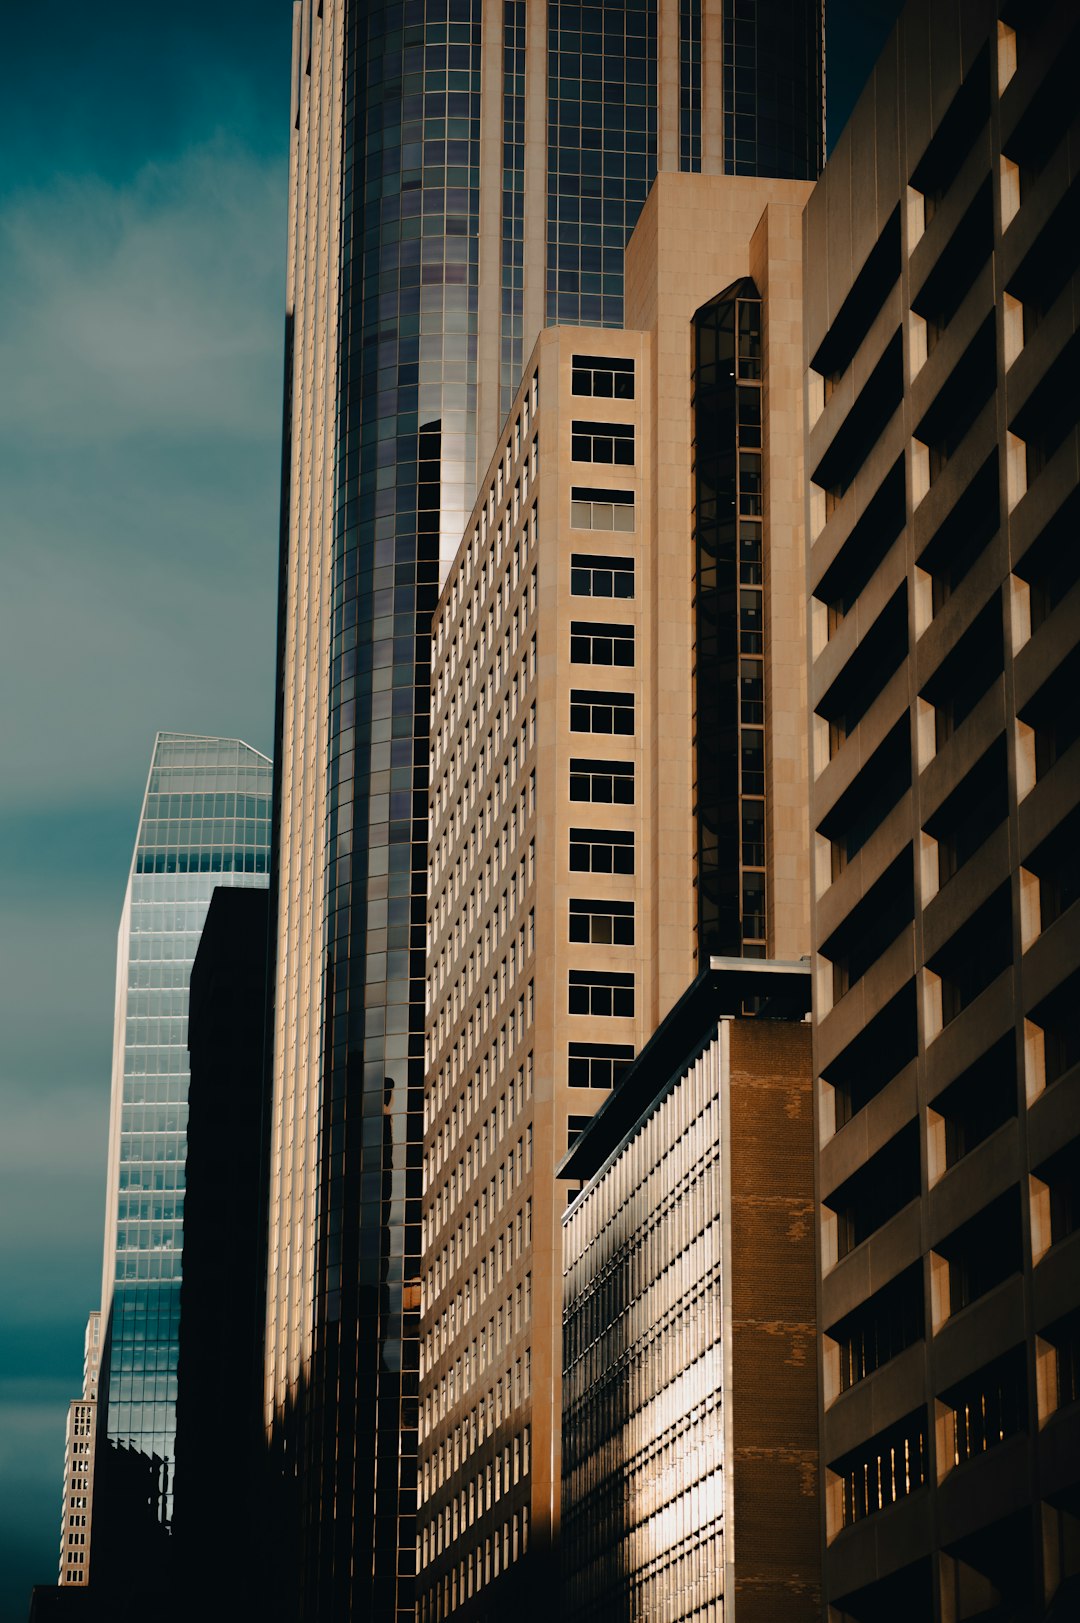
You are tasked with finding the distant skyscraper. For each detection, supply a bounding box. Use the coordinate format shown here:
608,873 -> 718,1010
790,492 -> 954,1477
56,1312 -> 101,1590
85,734 -> 271,1604
268,6 -> 823,1618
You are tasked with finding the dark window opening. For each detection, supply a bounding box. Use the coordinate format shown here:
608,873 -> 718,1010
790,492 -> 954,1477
810,207 -> 901,383
925,735 -> 1009,886
911,178 -> 994,349
816,586 -> 908,751
932,1034 -> 1017,1169
921,594 -> 1004,750
1019,646 -> 1080,781
1036,1139 -> 1080,1249
571,419 -> 634,466
569,828 -> 634,876
570,551 -> 635,597
917,449 -> 999,613
815,458 -> 906,625
1007,171 -> 1080,330
570,621 -> 634,667
1014,483 -> 1080,632
1043,1308 -> 1080,1409
567,1041 -> 634,1090
811,330 -> 904,501
1029,969 -> 1080,1087
1025,804 -> 1080,929
569,688 -> 634,735
828,1263 -> 924,1393
569,757 -> 634,806
823,849 -> 915,1002
820,718 -> 911,875
831,1409 -> 928,1528
914,313 -> 997,482
937,1187 -> 1023,1313
569,897 -> 634,946
824,1121 -> 921,1259
566,1114 -> 593,1152
910,45 -> 991,214
571,354 -> 635,399
823,980 -> 918,1129
929,884 -> 1012,1026
941,1345 -> 1028,1468
568,969 -> 634,1019
1010,327 -> 1080,486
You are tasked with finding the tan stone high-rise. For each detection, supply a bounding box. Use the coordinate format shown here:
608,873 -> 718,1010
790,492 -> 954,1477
804,0 -> 1080,1615
418,172 -> 812,1621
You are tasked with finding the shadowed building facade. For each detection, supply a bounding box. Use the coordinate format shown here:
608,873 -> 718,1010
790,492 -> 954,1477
87,734 -> 271,1609
803,0 -> 1080,1615
268,4 -> 823,1619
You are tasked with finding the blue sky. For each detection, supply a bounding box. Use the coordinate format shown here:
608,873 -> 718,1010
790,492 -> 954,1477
0,2 -> 899,1615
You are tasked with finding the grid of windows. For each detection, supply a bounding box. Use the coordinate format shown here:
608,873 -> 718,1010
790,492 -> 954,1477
692,281 -> 767,956
567,1041 -> 635,1089
501,2 -> 526,419
546,0 -> 658,328
563,1036 -> 726,1619
570,621 -> 634,666
570,489 -> 635,534
568,969 -> 635,1018
571,419 -> 635,465
570,550 -> 634,594
569,757 -> 634,805
721,0 -> 823,181
570,688 -> 634,734
98,736 -> 270,1563
569,897 -> 634,946
571,353 -> 635,398
569,827 -> 634,874
315,11 -> 485,1610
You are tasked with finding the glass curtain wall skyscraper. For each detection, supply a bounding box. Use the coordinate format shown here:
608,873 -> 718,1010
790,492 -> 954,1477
268,5 -> 823,1620
88,734 -> 271,1602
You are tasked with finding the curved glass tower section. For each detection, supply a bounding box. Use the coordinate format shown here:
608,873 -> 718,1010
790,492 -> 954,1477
90,733 -> 271,1591
269,5 -> 823,1619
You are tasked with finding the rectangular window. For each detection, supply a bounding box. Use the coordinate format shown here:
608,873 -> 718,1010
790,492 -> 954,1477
569,827 -> 634,874
568,969 -> 634,1017
568,1041 -> 635,1088
567,1114 -> 593,1152
569,757 -> 634,805
570,622 -> 634,667
570,488 -> 635,533
569,898 -> 634,945
570,552 -> 635,597
570,689 -> 634,734
571,419 -> 634,465
571,354 -> 635,399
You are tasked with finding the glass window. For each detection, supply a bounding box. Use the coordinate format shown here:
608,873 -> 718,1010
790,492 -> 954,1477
567,1041 -> 635,1088
571,419 -> 634,465
569,827 -> 634,875
570,551 -> 635,594
568,969 -> 634,1017
569,897 -> 634,945
570,688 -> 634,733
570,621 -> 634,666
571,354 -> 635,398
570,488 -> 635,533
569,757 -> 634,805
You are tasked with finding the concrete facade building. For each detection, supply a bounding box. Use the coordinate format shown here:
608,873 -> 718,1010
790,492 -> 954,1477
267,5 -> 823,1616
560,961 -> 818,1623
804,1 -> 1080,1616
418,170 -> 814,1620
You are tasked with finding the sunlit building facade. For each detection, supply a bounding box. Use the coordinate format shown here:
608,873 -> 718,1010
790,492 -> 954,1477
804,0 -> 1080,1615
560,961 -> 818,1622
417,166 -> 815,1621
269,4 -> 823,1617
88,733 -> 271,1597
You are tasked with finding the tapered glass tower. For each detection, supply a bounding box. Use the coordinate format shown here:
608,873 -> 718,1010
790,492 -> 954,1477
88,733 -> 271,1601
268,5 -> 824,1619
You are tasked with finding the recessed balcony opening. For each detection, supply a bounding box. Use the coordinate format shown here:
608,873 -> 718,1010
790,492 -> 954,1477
823,1120 -> 920,1261
822,979 -> 918,1129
